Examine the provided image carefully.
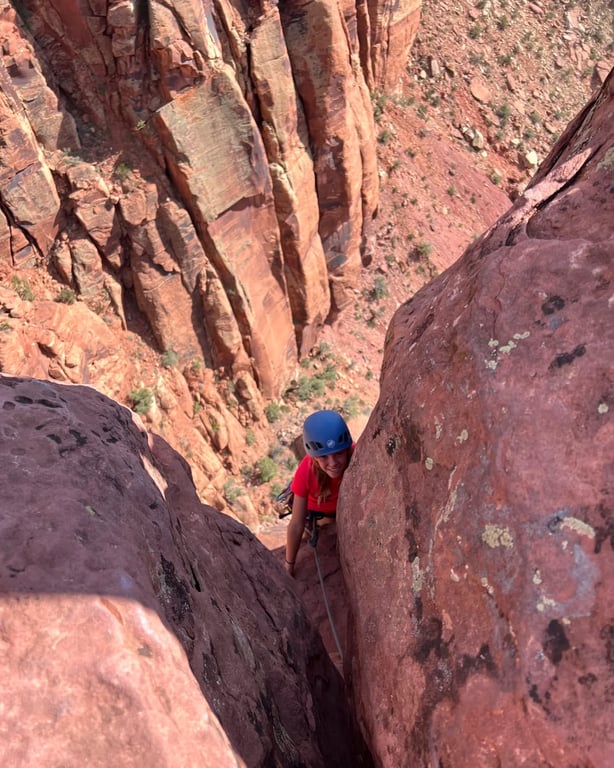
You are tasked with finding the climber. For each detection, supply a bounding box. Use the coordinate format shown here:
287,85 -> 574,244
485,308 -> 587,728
284,410 -> 354,576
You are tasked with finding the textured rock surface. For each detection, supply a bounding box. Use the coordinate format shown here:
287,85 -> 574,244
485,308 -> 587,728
360,0 -> 422,90
0,0 -> 421,392
340,72 -> 614,766
0,375 -> 372,767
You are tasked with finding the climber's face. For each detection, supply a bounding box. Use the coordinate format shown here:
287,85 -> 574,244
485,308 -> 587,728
314,449 -> 349,478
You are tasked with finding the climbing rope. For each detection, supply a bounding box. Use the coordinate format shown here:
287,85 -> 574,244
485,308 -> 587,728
309,515 -> 344,664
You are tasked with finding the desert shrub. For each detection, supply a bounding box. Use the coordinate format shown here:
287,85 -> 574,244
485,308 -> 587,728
415,241 -> 433,259
341,396 -> 361,419
265,402 -> 281,423
114,161 -> 131,179
223,479 -> 242,504
129,387 -> 153,415
161,348 -> 178,368
372,276 -> 389,302
55,287 -> 76,304
295,376 -> 326,401
377,128 -> 392,145
11,276 -> 34,301
256,456 -> 277,483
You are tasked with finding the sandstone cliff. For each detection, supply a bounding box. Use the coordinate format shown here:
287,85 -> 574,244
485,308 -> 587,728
0,0 -> 420,514
341,68 -> 614,767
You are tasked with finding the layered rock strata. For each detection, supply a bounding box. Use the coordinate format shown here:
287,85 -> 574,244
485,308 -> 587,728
0,0 -> 421,397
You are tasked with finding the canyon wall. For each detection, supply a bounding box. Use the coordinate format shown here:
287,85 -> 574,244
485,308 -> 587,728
0,0 -> 420,511
340,69 -> 614,767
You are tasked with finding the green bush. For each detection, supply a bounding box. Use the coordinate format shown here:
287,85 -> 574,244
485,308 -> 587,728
377,128 -> 392,145
189,357 -> 204,373
256,456 -> 277,483
114,161 -> 131,179
223,479 -> 242,504
371,91 -> 388,123
341,396 -> 361,419
129,387 -> 154,415
265,402 -> 281,423
161,349 -> 178,368
372,276 -> 389,302
11,276 -> 34,301
495,103 -> 512,127
55,287 -> 76,304
415,241 -> 433,259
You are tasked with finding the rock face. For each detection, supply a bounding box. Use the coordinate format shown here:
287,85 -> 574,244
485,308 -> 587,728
0,0 -> 422,517
0,374 -> 372,767
339,72 -> 614,766
0,0 -> 421,392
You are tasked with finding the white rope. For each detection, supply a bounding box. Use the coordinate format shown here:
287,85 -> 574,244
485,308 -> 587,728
312,538 -> 344,664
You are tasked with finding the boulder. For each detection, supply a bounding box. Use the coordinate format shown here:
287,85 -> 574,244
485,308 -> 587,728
0,374 -> 372,767
340,71 -> 614,767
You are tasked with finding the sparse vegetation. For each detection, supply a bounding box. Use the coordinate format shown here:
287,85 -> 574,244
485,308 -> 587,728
129,387 -> 154,415
371,275 -> 389,302
490,171 -> 503,186
11,276 -> 34,301
256,456 -> 277,484
378,128 -> 392,145
55,287 -> 76,304
265,402 -> 282,423
113,161 -> 132,179
414,241 -> 433,260
161,348 -> 178,368
223,478 -> 242,503
372,91 -> 388,122
495,102 -> 512,127
189,357 -> 204,373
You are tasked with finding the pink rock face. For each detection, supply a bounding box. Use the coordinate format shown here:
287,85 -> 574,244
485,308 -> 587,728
339,73 -> 614,766
0,376 -> 372,767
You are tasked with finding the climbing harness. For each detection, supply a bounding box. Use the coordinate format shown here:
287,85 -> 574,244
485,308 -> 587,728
308,512 -> 344,664
274,482 -> 294,518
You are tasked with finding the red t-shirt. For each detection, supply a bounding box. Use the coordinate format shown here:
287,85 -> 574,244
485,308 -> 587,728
290,447 -> 354,513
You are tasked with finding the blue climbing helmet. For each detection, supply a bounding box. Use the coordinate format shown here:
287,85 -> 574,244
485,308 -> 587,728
303,410 -> 352,457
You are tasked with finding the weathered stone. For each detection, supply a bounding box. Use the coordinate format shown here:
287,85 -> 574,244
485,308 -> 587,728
361,0 -> 422,90
279,1 -> 379,310
0,375 -> 372,767
0,0 -> 399,399
340,72 -> 614,767
470,75 -> 491,103
70,236 -> 105,297
250,7 -> 331,354
155,72 -> 298,395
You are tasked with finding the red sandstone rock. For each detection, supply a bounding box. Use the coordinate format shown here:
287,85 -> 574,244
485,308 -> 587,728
340,72 -> 614,766
0,0 -> 391,395
0,375 -> 372,767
